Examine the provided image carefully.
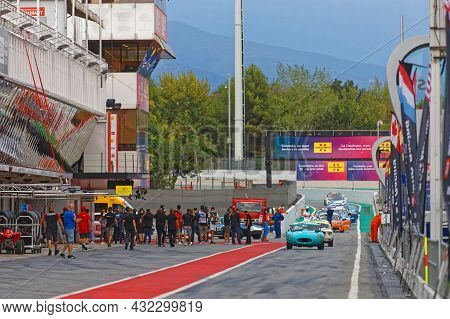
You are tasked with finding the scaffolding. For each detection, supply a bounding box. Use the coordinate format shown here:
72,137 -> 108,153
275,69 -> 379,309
0,183 -> 107,199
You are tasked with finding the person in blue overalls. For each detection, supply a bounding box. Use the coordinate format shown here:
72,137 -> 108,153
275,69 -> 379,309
273,208 -> 285,239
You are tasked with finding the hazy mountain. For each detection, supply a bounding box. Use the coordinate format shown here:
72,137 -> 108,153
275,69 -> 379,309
153,21 -> 387,90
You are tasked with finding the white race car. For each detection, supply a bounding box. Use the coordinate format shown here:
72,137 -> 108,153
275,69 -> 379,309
314,220 -> 334,247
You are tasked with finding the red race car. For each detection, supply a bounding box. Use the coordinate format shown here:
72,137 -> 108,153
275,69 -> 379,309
0,228 -> 24,254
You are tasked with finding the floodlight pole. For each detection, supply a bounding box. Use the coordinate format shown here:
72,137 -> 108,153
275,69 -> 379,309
429,0 -> 445,265
234,0 -> 244,163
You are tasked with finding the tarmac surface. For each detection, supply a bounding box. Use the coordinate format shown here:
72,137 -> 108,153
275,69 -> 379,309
0,201 -> 387,299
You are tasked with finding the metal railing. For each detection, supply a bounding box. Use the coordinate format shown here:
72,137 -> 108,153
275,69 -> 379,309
82,152 -> 148,174
379,224 -> 448,298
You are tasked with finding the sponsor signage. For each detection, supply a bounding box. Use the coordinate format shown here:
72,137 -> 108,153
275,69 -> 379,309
154,5 -> 168,41
116,185 -> 132,197
21,7 -> 46,17
137,74 -> 149,113
274,136 -> 381,160
297,160 -> 379,181
108,113 -> 118,173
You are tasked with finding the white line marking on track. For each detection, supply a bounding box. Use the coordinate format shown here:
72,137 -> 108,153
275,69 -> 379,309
348,217 -> 361,299
154,246 -> 285,299
53,244 -> 253,299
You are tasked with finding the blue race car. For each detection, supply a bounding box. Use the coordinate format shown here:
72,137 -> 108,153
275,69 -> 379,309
286,222 -> 325,250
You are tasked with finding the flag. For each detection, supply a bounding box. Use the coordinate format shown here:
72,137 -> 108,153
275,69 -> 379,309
415,65 -> 431,234
384,155 -> 392,212
398,61 -> 418,230
391,143 -> 403,232
390,112 -> 402,152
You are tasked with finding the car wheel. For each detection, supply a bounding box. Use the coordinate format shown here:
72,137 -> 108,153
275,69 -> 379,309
328,240 -> 334,247
340,228 -> 345,233
252,234 -> 261,240
318,242 -> 325,250
286,242 -> 293,250
15,239 -> 24,255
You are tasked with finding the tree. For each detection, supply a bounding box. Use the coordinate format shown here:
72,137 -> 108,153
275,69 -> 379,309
148,72 -> 218,189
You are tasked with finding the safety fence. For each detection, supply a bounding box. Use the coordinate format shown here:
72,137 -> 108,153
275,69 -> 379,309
378,224 -> 449,299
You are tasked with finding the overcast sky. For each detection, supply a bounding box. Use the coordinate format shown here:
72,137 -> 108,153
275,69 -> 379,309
167,0 -> 428,66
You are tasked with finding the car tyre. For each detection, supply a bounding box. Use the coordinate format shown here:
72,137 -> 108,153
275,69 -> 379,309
252,234 -> 262,240
318,242 -> 325,250
15,239 -> 24,254
340,228 -> 345,233
328,239 -> 334,247
286,242 -> 293,250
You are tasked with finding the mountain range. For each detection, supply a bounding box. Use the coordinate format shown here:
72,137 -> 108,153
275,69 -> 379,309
153,21 -> 387,90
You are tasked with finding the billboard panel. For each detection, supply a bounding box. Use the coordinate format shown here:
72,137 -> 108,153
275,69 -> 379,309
297,160 -> 379,181
274,136 -> 379,160
297,161 -> 347,181
347,161 -> 379,181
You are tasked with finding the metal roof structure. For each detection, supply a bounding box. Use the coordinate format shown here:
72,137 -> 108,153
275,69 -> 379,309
0,183 -> 107,199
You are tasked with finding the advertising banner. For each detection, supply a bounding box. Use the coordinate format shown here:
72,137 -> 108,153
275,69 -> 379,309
154,5 -> 168,41
108,113 -> 118,173
296,160 -> 378,181
297,161 -> 347,181
347,161 -> 379,181
398,61 -> 418,229
136,74 -> 149,113
415,66 -> 431,234
391,147 -> 403,232
274,136 -> 380,160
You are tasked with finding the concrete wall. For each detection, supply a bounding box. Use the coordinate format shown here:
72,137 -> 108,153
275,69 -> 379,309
128,187 -> 299,213
298,187 -> 376,205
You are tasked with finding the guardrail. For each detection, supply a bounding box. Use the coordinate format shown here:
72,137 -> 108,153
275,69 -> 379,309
379,224 -> 448,299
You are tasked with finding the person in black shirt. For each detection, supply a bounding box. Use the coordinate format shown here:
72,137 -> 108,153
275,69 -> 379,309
104,207 -> 117,247
182,209 -> 194,245
223,208 -> 231,245
154,208 -> 167,247
42,205 -> 64,256
136,209 -> 145,244
142,209 -> 154,244
166,209 -> 178,247
245,211 -> 253,245
122,207 -> 137,250
230,210 -> 242,245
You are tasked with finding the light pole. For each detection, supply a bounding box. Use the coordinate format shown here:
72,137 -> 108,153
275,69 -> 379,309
377,120 -> 383,203
226,74 -> 232,170
234,0 -> 244,162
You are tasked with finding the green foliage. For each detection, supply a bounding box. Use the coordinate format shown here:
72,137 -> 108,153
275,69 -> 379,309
148,65 -> 393,188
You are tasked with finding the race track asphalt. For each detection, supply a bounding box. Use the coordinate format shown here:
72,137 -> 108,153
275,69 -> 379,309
169,224 -> 384,299
0,201 -> 385,299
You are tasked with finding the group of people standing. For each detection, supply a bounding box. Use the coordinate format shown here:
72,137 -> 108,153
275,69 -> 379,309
41,202 -> 286,259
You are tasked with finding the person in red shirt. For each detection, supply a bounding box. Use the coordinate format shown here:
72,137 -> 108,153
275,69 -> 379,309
77,206 -> 91,251
175,205 -> 183,245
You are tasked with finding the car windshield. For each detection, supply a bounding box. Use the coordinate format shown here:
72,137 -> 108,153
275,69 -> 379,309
236,202 -> 262,212
332,214 -> 341,221
290,224 -> 319,232
320,223 -> 331,229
